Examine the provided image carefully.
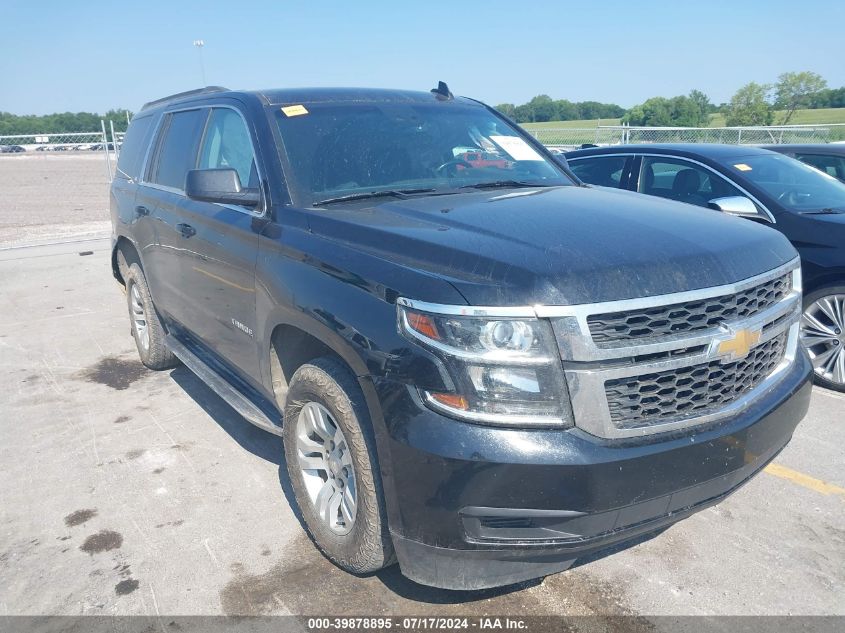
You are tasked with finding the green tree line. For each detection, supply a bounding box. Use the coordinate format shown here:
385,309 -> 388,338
495,96 -> 625,123
623,90 -> 714,127
0,109 -> 133,136
496,72 -> 844,127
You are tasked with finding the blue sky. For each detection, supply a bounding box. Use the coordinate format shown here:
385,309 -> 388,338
2,0 -> 844,115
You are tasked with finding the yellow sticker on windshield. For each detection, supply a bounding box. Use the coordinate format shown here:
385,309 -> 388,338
734,163 -> 752,171
281,105 -> 309,117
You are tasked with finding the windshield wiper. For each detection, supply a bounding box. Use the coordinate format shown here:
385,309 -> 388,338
798,208 -> 843,215
458,180 -> 549,190
313,188 -> 435,206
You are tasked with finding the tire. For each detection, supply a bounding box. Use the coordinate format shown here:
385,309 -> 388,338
125,263 -> 178,370
801,285 -> 845,393
283,357 -> 394,573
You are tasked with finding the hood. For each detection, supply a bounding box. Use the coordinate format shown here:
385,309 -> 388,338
306,185 -> 798,306
779,209 -> 845,273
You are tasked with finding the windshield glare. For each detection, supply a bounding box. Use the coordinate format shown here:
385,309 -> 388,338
719,153 -> 845,212
273,102 -> 571,206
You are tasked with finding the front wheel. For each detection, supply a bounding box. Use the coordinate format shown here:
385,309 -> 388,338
800,285 -> 845,392
283,358 -> 394,573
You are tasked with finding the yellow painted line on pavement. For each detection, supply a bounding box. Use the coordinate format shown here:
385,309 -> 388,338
764,463 -> 845,497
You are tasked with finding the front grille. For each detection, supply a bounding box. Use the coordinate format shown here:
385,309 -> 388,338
588,273 -> 791,346
604,334 -> 787,429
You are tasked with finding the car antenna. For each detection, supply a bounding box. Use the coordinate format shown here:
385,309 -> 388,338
431,81 -> 453,101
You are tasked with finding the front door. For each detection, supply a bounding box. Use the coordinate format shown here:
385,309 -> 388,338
635,156 -> 745,208
175,106 -> 265,382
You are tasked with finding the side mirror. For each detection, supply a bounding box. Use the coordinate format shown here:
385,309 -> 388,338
707,196 -> 761,219
185,168 -> 260,208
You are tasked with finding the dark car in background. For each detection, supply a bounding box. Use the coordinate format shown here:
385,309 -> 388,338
565,144 -> 845,392
763,143 -> 845,183
0,144 -> 26,153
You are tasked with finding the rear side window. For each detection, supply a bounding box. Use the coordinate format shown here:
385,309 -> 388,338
116,115 -> 154,181
796,153 -> 845,182
569,156 -> 627,188
150,109 -> 207,190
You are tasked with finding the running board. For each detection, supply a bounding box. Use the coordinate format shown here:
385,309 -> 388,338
166,335 -> 283,436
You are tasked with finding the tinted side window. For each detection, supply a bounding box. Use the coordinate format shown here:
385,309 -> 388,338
198,108 -> 257,188
795,153 -> 845,182
569,156 -> 627,188
151,109 -> 207,190
639,157 -> 742,208
116,115 -> 154,181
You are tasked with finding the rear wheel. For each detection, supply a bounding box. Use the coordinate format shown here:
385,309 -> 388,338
282,357 -> 393,573
125,263 -> 178,370
800,285 -> 845,392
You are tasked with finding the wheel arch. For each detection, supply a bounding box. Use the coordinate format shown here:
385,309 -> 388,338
266,317 -> 373,414
802,270 -> 845,301
112,236 -> 142,286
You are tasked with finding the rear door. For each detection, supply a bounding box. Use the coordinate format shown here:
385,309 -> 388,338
567,154 -> 633,190
140,107 -> 208,323
173,105 -> 265,381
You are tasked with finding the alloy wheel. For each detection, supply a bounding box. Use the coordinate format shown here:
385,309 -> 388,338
130,283 -> 150,351
295,401 -> 357,535
801,294 -> 845,387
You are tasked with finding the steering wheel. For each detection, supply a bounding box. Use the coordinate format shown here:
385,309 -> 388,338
776,190 -> 801,206
435,159 -> 472,176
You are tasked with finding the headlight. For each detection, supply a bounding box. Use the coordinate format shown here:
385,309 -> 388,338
397,300 -> 573,427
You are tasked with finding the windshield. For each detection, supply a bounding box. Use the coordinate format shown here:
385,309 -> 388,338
717,153 -> 845,212
273,101 -> 572,206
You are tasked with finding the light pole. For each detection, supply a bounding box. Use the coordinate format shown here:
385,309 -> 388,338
193,39 -> 206,86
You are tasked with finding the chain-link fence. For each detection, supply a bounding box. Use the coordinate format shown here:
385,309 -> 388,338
0,127 -> 115,248
531,123 -> 845,150
0,131 -> 110,153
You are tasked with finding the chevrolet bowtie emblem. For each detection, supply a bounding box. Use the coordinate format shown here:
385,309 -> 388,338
717,328 -> 761,361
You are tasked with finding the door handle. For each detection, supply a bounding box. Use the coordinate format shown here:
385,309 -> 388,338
135,205 -> 149,217
176,223 -> 196,238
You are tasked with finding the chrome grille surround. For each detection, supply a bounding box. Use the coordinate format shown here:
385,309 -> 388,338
543,258 -> 802,439
587,273 -> 792,346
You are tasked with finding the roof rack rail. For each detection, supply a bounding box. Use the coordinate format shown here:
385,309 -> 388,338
141,86 -> 230,111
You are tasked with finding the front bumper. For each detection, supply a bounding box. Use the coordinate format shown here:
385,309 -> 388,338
373,350 -> 812,590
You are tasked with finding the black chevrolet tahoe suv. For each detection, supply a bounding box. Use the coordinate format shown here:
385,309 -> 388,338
110,85 -> 812,590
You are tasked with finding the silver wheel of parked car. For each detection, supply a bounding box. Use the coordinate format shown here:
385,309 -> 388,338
130,282 -> 150,351
801,293 -> 845,390
124,261 -> 178,371
295,401 -> 357,535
